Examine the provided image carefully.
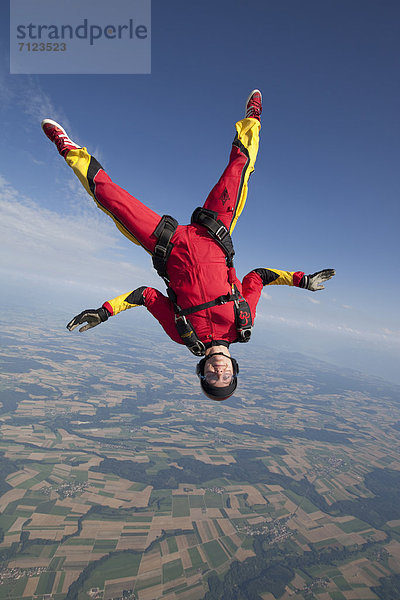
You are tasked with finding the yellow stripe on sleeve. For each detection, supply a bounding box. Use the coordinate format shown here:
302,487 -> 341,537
106,292 -> 142,316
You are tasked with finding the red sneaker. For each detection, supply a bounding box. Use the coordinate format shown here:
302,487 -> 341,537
245,89 -> 262,121
41,119 -> 81,158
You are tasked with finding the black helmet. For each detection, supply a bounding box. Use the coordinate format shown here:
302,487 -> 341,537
196,353 -> 239,401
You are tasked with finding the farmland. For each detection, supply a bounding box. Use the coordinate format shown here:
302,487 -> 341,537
1,314 -> 400,598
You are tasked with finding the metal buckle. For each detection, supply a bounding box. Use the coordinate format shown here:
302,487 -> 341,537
215,225 -> 228,241
174,312 -> 187,323
217,294 -> 231,305
154,243 -> 167,257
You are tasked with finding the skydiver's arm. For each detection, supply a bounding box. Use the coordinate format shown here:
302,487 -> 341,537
253,268 -> 305,287
252,268 -> 336,290
68,286 -> 184,344
66,287 -> 147,332
139,288 -> 185,345
241,268 -> 336,319
102,286 -> 148,316
106,287 -> 184,344
241,269 -> 304,318
104,286 -> 184,343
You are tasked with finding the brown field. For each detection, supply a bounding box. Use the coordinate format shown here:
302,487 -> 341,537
235,547 -> 256,561
6,468 -> 39,486
171,584 -> 205,600
9,557 -> 50,568
116,536 -> 149,551
0,533 -> 20,547
7,516 -> 26,533
22,576 -> 39,597
138,549 -> 161,574
344,590 -> 378,599
2,324 -> 400,600
61,570 -> 82,593
136,583 -> 164,600
196,520 -> 215,543
103,577 -> 136,600
0,487 -> 26,511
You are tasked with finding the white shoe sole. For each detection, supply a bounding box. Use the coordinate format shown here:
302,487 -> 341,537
41,118 -> 80,148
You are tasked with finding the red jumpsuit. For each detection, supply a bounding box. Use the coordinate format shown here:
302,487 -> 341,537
65,118 -> 304,348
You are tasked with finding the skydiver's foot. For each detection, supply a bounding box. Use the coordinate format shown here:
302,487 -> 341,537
41,119 -> 81,158
245,89 -> 262,121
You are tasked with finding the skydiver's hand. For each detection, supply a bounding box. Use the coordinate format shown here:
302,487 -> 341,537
301,269 -> 336,292
67,307 -> 110,332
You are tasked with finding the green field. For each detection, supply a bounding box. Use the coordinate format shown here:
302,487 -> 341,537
202,540 -> 228,568
337,518 -> 370,533
204,491 -> 224,508
332,575 -> 352,591
166,536 -> 179,553
36,571 -> 56,595
172,495 -> 190,517
82,552 -> 142,591
162,558 -> 184,583
2,318 -> 400,600
189,495 -> 205,508
188,546 -> 204,568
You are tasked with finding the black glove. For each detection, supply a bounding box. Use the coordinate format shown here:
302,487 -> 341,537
67,307 -> 110,332
300,269 -> 336,291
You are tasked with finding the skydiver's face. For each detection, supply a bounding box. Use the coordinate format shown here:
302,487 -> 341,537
203,353 -> 234,387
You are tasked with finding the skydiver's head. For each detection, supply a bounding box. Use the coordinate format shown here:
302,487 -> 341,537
196,347 -> 238,401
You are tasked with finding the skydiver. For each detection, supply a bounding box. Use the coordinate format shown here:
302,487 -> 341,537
41,90 -> 335,401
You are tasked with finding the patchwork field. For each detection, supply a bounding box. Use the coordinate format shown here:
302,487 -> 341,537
1,315 -> 400,599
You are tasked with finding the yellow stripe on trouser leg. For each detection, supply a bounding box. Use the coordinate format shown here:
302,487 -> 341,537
65,147 -> 94,198
65,148 -> 142,247
229,118 -> 261,234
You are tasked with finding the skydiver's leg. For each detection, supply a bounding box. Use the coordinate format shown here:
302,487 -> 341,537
202,117 -> 260,234
65,148 -> 160,253
41,120 -> 160,252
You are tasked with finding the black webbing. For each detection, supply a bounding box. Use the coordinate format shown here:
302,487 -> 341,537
151,215 -> 178,279
191,207 -> 235,266
177,291 -> 239,317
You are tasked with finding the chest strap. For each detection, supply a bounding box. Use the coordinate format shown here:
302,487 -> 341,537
191,207 -> 235,267
175,287 -> 253,353
151,213 -> 250,353
152,209 -> 235,282
177,291 -> 238,317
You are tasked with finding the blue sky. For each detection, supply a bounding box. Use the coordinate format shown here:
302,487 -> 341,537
1,0 -> 399,383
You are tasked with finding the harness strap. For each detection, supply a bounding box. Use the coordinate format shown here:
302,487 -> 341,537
174,315 -> 206,356
191,207 -> 235,267
151,212 -> 252,352
176,286 -> 253,345
177,292 -> 239,317
151,215 -> 179,280
235,296 -> 253,343
177,291 -> 239,317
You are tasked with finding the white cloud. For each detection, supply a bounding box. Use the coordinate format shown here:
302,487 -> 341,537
307,297 -> 320,305
0,72 -> 96,155
0,176 -> 155,295
261,291 -> 272,300
0,70 -> 65,128
256,310 -> 400,347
